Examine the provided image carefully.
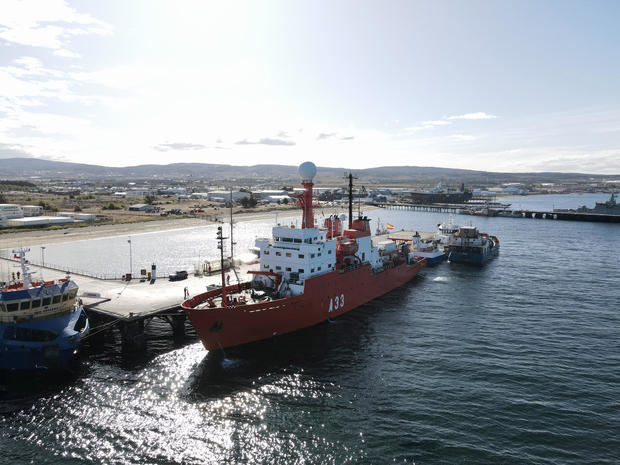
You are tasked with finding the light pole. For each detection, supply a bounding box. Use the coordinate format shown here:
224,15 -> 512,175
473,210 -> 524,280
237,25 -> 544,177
40,246 -> 46,267
127,238 -> 132,276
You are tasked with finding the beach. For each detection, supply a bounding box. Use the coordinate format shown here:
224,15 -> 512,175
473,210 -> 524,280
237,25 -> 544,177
0,206 -> 372,249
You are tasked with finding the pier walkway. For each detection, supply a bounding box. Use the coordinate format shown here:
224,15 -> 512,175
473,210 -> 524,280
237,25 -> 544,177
1,258 -> 253,351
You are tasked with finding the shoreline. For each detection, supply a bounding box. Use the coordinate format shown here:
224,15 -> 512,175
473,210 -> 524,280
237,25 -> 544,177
0,206 -> 374,249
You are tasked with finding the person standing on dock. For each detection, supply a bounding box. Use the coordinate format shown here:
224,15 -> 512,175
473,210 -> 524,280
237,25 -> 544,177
184,287 -> 189,299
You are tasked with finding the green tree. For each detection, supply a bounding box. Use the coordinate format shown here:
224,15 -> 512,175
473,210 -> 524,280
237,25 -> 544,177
74,205 -> 82,212
241,194 -> 257,208
145,195 -> 156,205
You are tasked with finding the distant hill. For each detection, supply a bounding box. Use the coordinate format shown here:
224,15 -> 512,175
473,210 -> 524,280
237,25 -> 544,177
0,157 -> 617,186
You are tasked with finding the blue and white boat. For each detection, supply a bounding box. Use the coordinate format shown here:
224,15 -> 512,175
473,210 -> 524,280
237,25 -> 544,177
436,215 -> 460,245
446,226 -> 500,264
410,232 -> 446,265
0,249 -> 89,371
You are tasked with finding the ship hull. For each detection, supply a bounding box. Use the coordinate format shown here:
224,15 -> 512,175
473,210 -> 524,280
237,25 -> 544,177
0,307 -> 89,371
184,260 -> 426,351
448,246 -> 499,264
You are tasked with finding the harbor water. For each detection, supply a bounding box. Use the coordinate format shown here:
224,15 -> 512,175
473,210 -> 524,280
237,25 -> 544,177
1,193 -> 619,464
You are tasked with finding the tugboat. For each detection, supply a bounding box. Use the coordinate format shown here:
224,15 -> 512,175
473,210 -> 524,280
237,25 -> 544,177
182,162 -> 427,351
445,226 -> 500,264
0,249 -> 89,370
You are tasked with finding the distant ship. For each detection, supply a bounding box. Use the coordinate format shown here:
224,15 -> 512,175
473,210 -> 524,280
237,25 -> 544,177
408,182 -> 472,205
553,192 -> 620,215
0,249 -> 89,370
577,192 -> 619,214
446,226 -> 500,264
182,162 -> 427,351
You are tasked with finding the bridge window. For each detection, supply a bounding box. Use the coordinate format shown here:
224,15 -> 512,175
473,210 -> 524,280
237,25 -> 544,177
264,264 -> 269,268
6,303 -> 19,312
20,301 -> 30,311
276,252 -> 281,256
286,252 -> 292,257
52,295 -> 61,304
298,268 -> 304,273
294,239 -> 302,243
42,297 -> 51,307
311,254 -> 315,258
328,250 -> 332,254
298,254 -> 304,259
32,299 -> 41,308
62,294 -> 68,302
264,250 -> 270,255
276,266 -> 281,270
286,267 -> 292,272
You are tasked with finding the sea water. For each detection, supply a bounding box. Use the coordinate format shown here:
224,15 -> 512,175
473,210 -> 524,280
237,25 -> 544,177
0,193 -> 618,464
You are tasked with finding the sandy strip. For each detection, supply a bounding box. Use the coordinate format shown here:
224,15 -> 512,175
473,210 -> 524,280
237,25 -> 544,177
0,206 -> 375,249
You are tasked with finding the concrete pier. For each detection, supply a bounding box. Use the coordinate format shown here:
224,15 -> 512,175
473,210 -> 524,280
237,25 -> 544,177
0,258 -> 253,351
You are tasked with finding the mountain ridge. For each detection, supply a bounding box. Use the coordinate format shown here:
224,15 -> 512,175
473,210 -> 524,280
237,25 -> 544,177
1,157 -> 618,185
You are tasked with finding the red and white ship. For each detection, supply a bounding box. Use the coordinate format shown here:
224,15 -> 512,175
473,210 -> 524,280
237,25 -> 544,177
182,162 -> 426,351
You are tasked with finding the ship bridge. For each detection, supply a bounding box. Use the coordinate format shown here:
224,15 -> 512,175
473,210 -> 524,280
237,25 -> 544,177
255,226 -> 337,287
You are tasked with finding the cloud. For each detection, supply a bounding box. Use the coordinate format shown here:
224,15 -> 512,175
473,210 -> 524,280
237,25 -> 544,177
447,112 -> 498,120
317,132 -> 337,140
235,138 -> 295,146
53,49 -> 81,59
0,0 -> 112,56
154,142 -> 207,152
449,134 -> 477,141
340,136 -> 355,140
421,120 -> 452,127
0,142 -> 34,157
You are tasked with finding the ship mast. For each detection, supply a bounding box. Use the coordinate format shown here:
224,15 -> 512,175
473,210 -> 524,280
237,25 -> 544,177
345,172 -> 357,228
229,188 -> 234,264
12,248 -> 32,289
217,226 -> 228,307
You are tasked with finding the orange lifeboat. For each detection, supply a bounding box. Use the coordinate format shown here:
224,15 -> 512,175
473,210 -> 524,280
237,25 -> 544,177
337,239 -> 358,256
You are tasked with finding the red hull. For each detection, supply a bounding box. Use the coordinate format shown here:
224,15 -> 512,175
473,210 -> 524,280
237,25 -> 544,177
183,260 -> 426,351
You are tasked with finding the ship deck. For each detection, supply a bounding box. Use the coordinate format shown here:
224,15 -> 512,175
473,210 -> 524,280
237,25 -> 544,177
372,230 -> 436,244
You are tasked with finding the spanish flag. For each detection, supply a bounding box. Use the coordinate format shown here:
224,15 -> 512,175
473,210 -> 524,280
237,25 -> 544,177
386,223 -> 394,230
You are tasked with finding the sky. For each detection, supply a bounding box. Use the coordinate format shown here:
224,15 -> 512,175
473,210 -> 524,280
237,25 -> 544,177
1,0 -> 619,174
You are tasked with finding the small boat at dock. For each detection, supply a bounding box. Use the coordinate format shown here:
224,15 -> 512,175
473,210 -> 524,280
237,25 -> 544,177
410,232 -> 446,266
0,249 -> 89,371
445,226 -> 500,264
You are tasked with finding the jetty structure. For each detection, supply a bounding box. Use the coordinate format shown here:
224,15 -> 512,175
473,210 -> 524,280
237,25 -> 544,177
374,202 -> 620,223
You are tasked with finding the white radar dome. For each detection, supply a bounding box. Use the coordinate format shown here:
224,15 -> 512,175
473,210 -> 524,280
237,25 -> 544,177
298,161 -> 317,181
